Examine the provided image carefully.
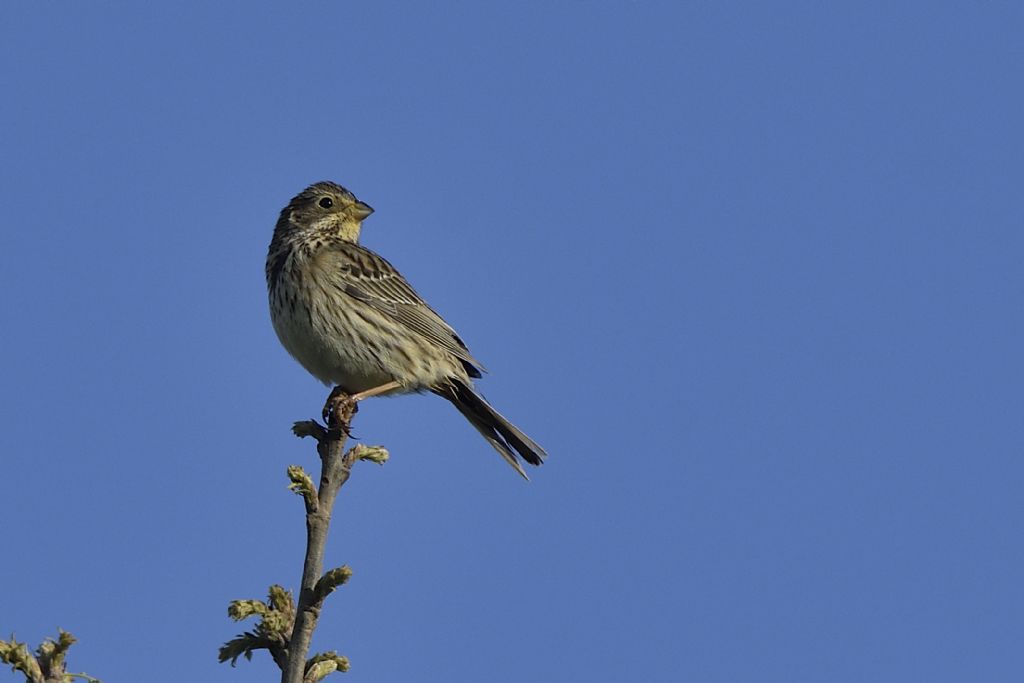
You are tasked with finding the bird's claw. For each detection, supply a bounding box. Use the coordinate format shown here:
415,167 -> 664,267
322,388 -> 359,434
322,386 -> 346,423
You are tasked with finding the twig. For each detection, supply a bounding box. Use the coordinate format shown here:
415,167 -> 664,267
220,393 -> 388,679
281,399 -> 359,683
0,630 -> 100,683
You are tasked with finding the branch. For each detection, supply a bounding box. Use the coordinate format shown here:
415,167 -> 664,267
281,398 -> 360,683
220,392 -> 389,680
219,585 -> 295,670
0,630 -> 100,683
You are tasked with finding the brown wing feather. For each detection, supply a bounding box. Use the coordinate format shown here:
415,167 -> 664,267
320,240 -> 486,375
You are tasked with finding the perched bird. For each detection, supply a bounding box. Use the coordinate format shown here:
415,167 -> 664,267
266,181 -> 547,478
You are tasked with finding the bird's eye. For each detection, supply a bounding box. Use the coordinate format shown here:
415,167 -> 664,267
318,197 -> 334,208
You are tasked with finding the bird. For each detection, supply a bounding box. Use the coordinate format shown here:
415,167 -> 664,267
266,181 -> 547,479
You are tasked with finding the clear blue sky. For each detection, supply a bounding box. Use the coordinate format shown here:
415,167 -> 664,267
2,3 -> 1021,681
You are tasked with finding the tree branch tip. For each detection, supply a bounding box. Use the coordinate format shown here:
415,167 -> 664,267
287,465 -> 318,505
351,444 -> 390,465
313,565 -> 353,602
1,630 -> 100,683
305,651 -> 351,681
292,420 -> 327,441
67,673 -> 103,683
267,584 -> 295,612
0,636 -> 41,681
217,634 -> 259,667
219,586 -> 295,670
227,599 -> 268,621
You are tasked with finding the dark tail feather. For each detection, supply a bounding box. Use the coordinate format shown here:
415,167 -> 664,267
438,378 -> 547,480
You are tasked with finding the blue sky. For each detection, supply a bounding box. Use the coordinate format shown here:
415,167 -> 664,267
2,2 -> 1022,681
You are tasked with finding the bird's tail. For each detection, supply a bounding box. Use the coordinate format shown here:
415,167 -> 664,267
437,378 -> 547,480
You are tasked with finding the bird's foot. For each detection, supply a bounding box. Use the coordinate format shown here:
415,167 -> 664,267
323,386 -> 359,434
321,380 -> 403,434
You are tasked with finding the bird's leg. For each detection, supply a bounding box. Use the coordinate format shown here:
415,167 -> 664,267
321,380 -> 403,430
349,380 -> 403,402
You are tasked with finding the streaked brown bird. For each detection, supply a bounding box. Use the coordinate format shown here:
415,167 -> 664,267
266,181 -> 547,478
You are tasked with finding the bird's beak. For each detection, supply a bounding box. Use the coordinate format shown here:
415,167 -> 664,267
350,200 -> 374,220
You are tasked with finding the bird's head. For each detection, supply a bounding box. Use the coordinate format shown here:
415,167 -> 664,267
278,181 -> 374,243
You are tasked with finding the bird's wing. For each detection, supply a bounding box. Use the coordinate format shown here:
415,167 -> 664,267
318,240 -> 485,376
